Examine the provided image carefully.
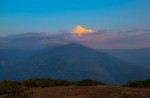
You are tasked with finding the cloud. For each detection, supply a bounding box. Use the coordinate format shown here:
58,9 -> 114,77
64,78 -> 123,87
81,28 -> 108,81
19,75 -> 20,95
82,30 -> 150,49
0,29 -> 150,49
69,25 -> 95,34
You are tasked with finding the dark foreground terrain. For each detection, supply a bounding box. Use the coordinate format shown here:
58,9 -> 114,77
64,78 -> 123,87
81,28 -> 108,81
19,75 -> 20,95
19,86 -> 150,98
1,85 -> 150,98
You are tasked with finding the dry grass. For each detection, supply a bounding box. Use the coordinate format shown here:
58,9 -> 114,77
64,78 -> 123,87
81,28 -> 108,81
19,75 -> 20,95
21,85 -> 150,98
1,85 -> 150,98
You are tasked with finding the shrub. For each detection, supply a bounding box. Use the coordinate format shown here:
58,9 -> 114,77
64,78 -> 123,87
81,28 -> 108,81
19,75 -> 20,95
124,79 -> 150,88
123,80 -> 143,87
0,80 -> 30,98
54,79 -> 73,86
143,79 -> 150,87
76,79 -> 105,86
23,78 -> 55,87
22,78 -> 73,87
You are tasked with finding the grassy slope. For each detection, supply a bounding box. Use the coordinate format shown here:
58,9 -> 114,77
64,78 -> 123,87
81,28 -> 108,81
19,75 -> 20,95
22,85 -> 150,98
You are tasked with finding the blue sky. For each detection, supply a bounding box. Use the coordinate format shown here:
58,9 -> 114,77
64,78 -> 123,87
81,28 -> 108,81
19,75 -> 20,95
0,0 -> 150,34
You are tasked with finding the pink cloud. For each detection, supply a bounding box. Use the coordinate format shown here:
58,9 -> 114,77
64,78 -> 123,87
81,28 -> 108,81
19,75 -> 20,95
0,29 -> 149,49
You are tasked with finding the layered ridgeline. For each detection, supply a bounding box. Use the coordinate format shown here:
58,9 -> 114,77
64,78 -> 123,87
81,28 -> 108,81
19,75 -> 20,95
0,48 -> 39,79
0,46 -> 58,80
99,48 -> 150,67
5,43 -> 148,84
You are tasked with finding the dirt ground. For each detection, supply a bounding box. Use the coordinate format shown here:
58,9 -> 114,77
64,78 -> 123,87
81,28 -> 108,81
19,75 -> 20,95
25,85 -> 150,98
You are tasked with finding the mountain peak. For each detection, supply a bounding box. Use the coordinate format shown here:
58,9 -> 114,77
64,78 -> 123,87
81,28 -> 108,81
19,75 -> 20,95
66,43 -> 82,45
64,43 -> 85,47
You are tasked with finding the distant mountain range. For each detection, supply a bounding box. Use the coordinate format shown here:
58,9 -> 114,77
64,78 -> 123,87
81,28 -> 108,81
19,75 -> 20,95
0,43 -> 150,84
99,48 -> 150,67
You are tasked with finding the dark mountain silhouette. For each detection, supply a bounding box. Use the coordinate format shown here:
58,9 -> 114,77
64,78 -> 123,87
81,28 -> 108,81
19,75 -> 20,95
0,48 -> 40,79
0,48 -> 35,66
99,48 -> 150,67
12,43 -> 150,84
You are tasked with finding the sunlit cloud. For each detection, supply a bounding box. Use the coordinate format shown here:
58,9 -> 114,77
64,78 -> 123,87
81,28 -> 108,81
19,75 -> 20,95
0,29 -> 150,49
69,25 -> 95,34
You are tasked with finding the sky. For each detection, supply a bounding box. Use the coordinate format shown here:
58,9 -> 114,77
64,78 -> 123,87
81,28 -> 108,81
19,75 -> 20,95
0,0 -> 150,49
0,0 -> 150,34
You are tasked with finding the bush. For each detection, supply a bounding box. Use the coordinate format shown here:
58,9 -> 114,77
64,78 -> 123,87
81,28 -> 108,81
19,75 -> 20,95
54,79 -> 73,86
22,78 -> 73,87
143,79 -> 150,87
124,79 -> 150,88
22,78 -> 105,87
124,80 -> 143,87
76,79 -> 105,86
23,78 -> 55,87
0,80 -> 30,98
0,78 -> 105,96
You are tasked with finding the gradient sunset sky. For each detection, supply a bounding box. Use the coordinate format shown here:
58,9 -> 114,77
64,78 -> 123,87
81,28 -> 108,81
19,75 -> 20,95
0,0 -> 150,49
0,0 -> 150,34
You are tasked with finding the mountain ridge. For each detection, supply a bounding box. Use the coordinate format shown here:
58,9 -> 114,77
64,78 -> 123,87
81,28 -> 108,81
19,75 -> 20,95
10,43 -> 150,84
99,48 -> 150,67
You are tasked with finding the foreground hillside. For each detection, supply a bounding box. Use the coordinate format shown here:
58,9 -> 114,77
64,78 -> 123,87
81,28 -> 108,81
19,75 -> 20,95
0,78 -> 150,98
13,86 -> 150,98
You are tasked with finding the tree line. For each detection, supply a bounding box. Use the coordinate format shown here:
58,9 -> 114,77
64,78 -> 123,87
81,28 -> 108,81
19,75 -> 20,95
0,78 -> 150,98
0,78 -> 105,98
